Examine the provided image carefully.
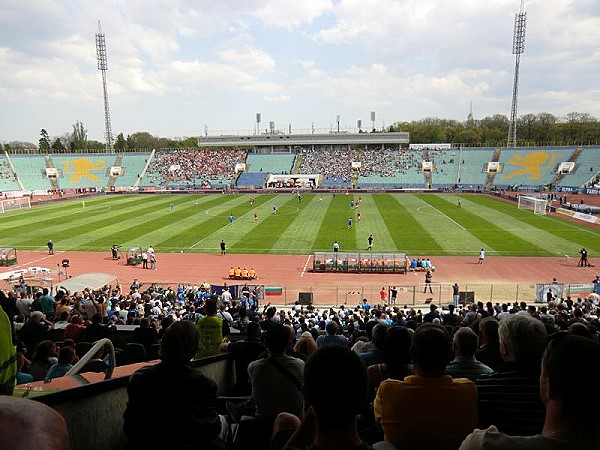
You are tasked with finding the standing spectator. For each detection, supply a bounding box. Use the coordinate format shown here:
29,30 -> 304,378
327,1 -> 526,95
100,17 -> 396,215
460,334 -> 600,449
476,314 -> 547,435
390,286 -> 398,305
453,283 -> 460,307
374,324 -> 477,450
39,288 -> 55,320
446,327 -> 494,381
123,321 -> 225,450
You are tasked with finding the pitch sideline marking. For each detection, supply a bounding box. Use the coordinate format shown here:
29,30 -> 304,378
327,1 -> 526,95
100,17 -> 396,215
420,204 -> 466,231
301,254 -> 311,278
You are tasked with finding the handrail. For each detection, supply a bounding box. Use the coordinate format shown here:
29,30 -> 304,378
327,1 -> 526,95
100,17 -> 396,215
66,338 -> 116,382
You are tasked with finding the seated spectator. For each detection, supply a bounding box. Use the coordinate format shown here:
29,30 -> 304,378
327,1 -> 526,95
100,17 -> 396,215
220,321 -> 264,396
460,333 -> 600,449
195,298 -> 229,359
18,311 -> 53,359
359,323 -> 388,366
28,340 -> 59,382
131,318 -> 159,350
248,323 -> 304,420
64,315 -> 86,343
123,321 -> 225,450
271,345 -> 372,450
15,349 -> 33,385
476,314 -> 547,435
45,346 -> 76,381
368,326 -> 412,395
293,331 -> 318,360
84,313 -> 111,343
0,397 -> 70,450
316,321 -> 347,347
446,327 -> 493,381
374,324 -> 477,450
475,317 -> 503,371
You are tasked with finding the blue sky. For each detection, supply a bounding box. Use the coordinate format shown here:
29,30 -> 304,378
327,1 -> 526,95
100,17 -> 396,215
0,0 -> 599,144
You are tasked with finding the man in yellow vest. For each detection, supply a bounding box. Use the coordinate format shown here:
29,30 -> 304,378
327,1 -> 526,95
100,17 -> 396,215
0,307 -> 16,395
195,298 -> 229,359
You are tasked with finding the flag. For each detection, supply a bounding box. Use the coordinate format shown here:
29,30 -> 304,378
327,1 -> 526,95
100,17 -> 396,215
265,286 -> 283,296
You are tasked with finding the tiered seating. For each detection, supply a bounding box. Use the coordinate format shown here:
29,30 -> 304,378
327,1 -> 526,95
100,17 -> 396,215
0,154 -> 21,191
113,153 -> 151,187
51,154 -> 111,189
358,149 -> 426,188
299,149 -> 354,182
9,155 -> 53,190
497,147 -> 573,187
145,149 -> 244,189
454,149 -> 494,187
558,147 -> 599,188
321,175 -> 352,188
236,172 -> 267,188
430,148 -> 460,187
245,153 -> 295,174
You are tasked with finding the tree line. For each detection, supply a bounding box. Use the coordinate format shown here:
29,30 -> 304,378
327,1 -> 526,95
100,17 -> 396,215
1,111 -> 599,152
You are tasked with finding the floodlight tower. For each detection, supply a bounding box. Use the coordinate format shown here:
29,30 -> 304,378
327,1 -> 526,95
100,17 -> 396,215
507,0 -> 526,147
96,21 -> 114,152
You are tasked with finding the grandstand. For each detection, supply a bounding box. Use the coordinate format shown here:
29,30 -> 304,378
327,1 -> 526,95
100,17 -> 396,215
50,154 -> 111,189
8,154 -> 54,191
0,153 -> 22,191
558,146 -> 600,189
245,153 -> 295,174
497,147 -> 573,188
112,153 -> 151,188
236,172 -> 268,188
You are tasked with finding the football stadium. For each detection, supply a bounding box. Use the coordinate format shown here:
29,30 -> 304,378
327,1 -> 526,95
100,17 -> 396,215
2,2 -> 600,450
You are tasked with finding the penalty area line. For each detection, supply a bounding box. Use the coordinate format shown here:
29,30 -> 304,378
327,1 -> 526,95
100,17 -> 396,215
301,255 -> 312,278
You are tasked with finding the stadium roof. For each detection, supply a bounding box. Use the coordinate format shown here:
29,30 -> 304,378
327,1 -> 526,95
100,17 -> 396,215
56,272 -> 117,293
197,132 -> 409,148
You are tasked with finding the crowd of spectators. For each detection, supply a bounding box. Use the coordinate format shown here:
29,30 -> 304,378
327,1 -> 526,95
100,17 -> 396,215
145,149 -> 245,188
2,279 -> 600,449
0,156 -> 18,185
298,148 -> 356,182
359,147 -> 423,178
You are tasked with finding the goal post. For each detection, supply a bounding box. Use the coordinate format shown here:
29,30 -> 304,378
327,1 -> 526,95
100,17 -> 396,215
0,197 -> 31,213
518,195 -> 547,215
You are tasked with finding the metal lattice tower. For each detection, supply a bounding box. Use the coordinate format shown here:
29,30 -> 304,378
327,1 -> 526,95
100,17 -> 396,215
96,21 -> 114,152
507,0 -> 526,147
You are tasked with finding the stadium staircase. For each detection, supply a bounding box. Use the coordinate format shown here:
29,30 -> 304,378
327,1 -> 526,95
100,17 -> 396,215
3,152 -> 25,190
423,170 -> 432,189
551,147 -> 582,187
44,155 -> 60,190
485,148 -> 502,190
106,154 -> 123,190
292,154 -> 302,174
134,149 -> 155,188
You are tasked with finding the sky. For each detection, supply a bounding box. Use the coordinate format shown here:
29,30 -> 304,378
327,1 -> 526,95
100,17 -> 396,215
1,0 -> 599,144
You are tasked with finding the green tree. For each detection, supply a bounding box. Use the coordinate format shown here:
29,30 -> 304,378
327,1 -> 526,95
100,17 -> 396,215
71,121 -> 88,151
51,137 -> 65,150
39,129 -> 50,151
114,133 -> 128,151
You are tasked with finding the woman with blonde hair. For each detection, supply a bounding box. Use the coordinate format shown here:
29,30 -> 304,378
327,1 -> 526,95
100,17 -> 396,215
294,331 -> 318,360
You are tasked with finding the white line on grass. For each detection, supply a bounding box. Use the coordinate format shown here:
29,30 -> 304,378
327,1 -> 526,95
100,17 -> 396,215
301,255 -> 312,277
189,194 -> 285,249
423,205 -> 467,231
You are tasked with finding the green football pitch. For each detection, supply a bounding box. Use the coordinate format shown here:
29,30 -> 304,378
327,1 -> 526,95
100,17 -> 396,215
1,193 -> 598,256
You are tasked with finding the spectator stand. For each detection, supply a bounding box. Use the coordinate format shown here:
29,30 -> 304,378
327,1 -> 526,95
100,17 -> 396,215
312,251 -> 407,273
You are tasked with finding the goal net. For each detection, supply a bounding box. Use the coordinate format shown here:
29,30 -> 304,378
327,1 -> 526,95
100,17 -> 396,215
0,197 -> 31,213
518,195 -> 547,215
